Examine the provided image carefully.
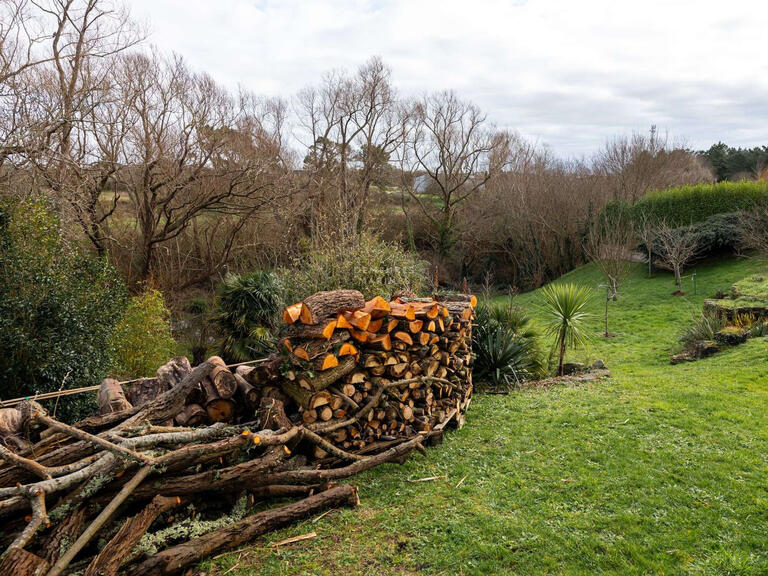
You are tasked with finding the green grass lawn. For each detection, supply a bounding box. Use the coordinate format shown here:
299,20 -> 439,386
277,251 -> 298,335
208,257 -> 768,576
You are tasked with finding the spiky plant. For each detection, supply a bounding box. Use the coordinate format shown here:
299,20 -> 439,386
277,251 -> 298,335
540,283 -> 592,376
472,302 -> 545,388
215,271 -> 283,362
473,327 -> 545,388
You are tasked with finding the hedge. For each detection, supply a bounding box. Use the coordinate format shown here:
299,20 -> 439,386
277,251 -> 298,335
629,180 -> 768,225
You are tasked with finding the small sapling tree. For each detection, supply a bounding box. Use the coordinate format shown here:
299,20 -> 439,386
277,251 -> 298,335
655,221 -> 700,292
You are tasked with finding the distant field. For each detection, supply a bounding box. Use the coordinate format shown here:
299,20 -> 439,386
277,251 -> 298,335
208,257 -> 768,576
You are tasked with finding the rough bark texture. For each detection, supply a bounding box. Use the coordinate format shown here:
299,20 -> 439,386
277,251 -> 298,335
300,290 -> 365,324
128,485 -> 359,576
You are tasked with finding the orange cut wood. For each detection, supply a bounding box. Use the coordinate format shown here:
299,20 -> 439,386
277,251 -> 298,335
282,303 -> 303,324
282,338 -> 293,353
336,313 -> 353,330
321,320 -> 337,340
426,304 -> 439,319
369,333 -> 392,351
299,302 -> 313,324
386,318 -> 399,332
317,354 -> 339,371
426,320 -> 436,332
442,305 -> 450,317
393,331 -> 413,346
349,310 -> 371,330
405,305 -> 416,321
409,320 -> 423,333
338,342 -> 359,357
470,295 -> 478,308
368,318 -> 383,333
418,332 -> 430,345
293,347 -> 310,362
364,296 -> 391,319
349,328 -> 370,343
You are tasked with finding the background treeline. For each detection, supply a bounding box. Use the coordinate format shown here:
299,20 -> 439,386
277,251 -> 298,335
1,0 -> 767,408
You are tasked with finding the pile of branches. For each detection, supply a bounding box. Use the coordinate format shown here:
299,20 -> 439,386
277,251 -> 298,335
0,290 -> 475,575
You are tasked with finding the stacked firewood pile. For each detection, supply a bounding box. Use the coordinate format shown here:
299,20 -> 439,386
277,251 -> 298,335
0,290 -> 474,576
250,290 -> 476,458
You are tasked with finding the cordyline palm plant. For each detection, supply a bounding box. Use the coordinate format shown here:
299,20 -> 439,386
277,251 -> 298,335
540,283 -> 592,376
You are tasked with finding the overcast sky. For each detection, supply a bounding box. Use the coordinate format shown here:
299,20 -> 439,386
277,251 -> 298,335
128,0 -> 767,157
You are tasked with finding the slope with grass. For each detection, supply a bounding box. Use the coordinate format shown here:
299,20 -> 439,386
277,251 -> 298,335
208,257 -> 768,576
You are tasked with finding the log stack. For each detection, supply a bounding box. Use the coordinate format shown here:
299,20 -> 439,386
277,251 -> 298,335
0,289 -> 475,575
243,290 -> 476,458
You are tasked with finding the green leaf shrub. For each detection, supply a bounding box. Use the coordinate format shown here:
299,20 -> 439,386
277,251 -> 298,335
0,196 -> 127,421
472,301 -> 546,388
110,288 -> 176,379
280,233 -> 428,302
215,270 -> 283,362
630,180 -> 768,226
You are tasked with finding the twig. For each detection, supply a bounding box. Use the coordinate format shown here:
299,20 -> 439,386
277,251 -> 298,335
272,532 -> 317,547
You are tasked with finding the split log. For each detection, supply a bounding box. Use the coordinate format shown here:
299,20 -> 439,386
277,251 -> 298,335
282,319 -> 338,340
97,379 -> 132,415
299,290 -> 365,324
207,356 -> 238,399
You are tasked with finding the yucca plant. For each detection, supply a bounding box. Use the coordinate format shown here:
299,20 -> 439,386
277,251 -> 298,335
472,301 -> 545,388
215,271 -> 283,362
540,283 -> 592,376
473,327 -> 544,388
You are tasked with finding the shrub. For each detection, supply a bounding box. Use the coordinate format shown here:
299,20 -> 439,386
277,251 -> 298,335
472,301 -> 545,388
473,327 -> 543,388
630,180 -> 768,226
215,270 -> 283,362
280,233 -> 428,302
0,196 -> 127,422
679,308 -> 725,348
111,288 -> 176,379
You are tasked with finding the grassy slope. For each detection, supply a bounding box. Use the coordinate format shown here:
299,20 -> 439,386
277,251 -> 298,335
208,258 -> 768,576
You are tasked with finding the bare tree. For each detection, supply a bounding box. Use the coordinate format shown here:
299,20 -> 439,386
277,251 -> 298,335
635,212 -> 657,278
741,204 -> 768,257
399,90 -> 507,255
595,126 -> 712,202
655,221 -> 700,291
296,57 -> 400,242
584,209 -> 635,336
119,51 -> 288,281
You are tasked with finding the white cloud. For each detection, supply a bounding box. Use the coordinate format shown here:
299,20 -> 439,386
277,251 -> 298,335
127,0 -> 768,155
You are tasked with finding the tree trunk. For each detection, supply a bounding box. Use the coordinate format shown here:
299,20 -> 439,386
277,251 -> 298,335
558,331 -> 566,376
128,485 -> 359,576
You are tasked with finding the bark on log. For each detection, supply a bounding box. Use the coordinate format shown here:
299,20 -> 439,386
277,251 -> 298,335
84,495 -> 181,576
128,484 -> 359,576
299,290 -> 365,324
0,547 -> 50,576
98,379 -> 132,415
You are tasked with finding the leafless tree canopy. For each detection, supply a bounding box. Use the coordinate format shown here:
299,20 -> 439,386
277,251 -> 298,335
0,1 -> 716,294
655,221 -> 700,290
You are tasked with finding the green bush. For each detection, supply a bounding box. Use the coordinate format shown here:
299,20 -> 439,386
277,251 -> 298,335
280,233 -> 428,302
630,180 -> 768,226
111,288 -> 176,378
472,301 -> 545,387
216,271 -> 283,362
0,196 -> 127,422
